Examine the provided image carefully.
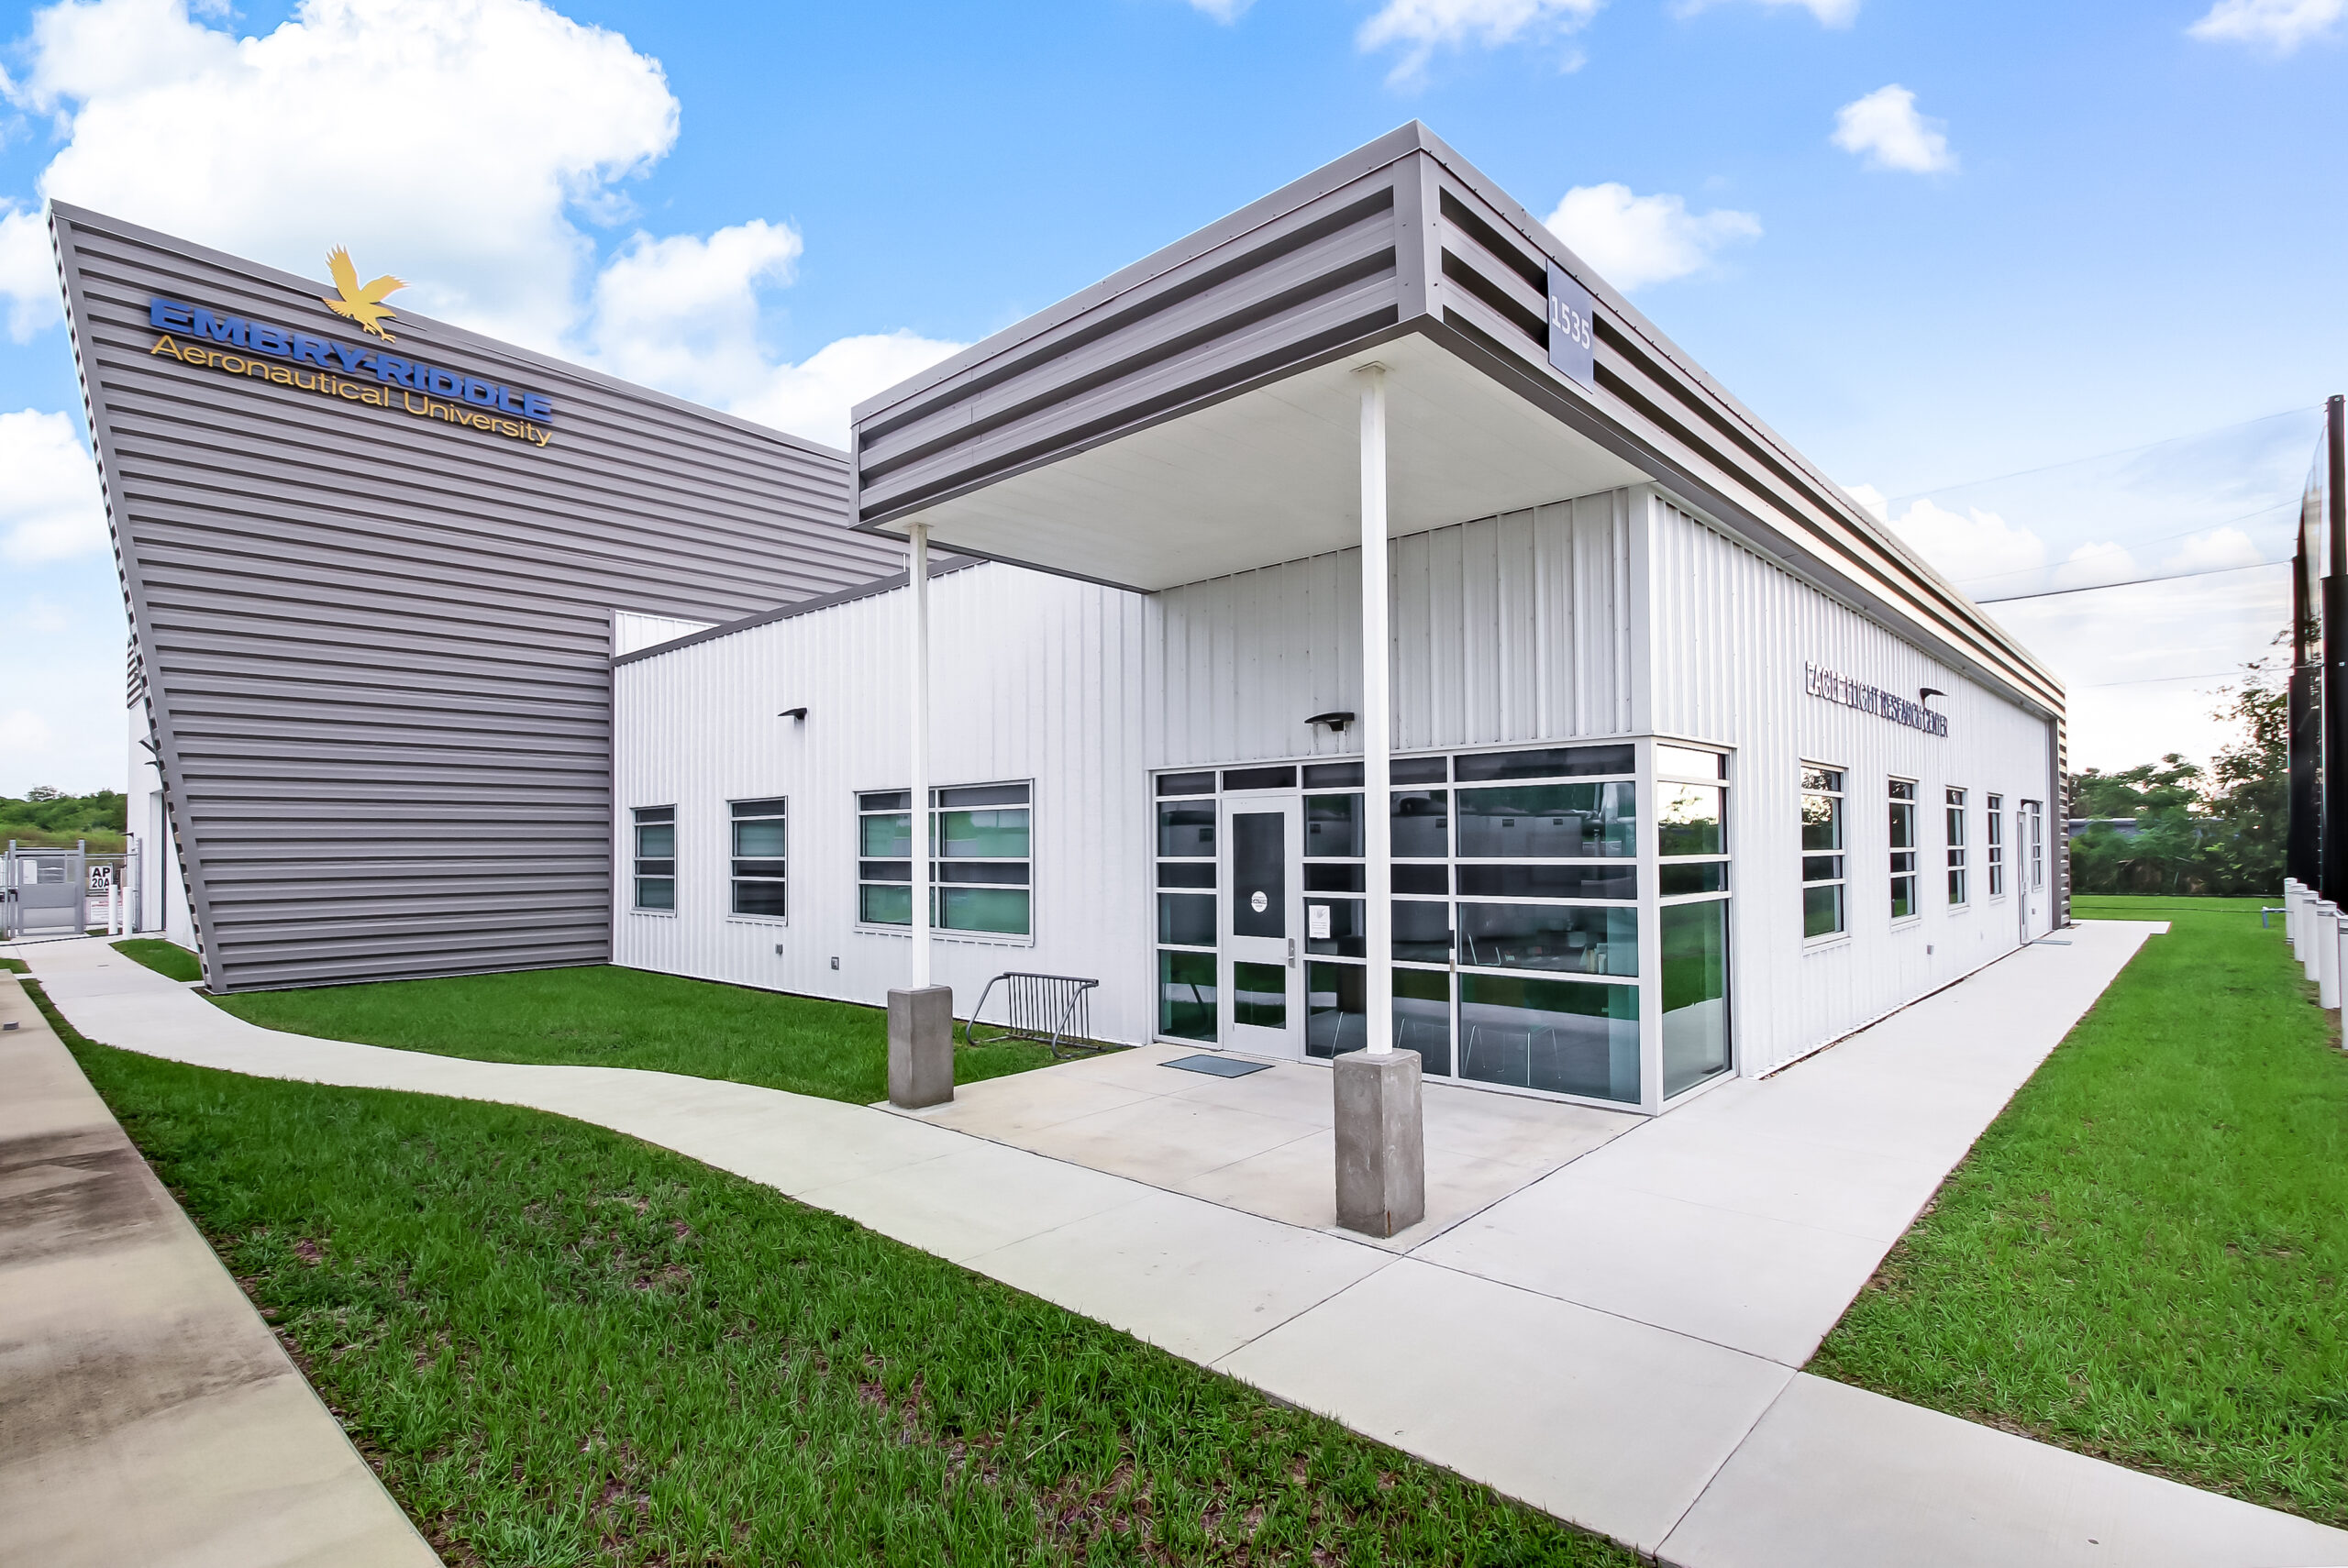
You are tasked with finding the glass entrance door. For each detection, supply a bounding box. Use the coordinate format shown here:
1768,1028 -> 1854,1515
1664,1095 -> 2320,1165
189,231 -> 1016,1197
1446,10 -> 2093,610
1221,797 -> 1301,1057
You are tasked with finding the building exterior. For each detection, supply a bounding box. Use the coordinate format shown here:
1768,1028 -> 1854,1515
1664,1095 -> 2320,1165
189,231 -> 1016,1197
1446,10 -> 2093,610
68,123 -> 2066,1114
57,204 -> 899,990
610,124 -> 2067,1115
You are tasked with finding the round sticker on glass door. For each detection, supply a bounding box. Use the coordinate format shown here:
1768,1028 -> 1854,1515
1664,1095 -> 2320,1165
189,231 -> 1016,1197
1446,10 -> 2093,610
1249,890 -> 1268,913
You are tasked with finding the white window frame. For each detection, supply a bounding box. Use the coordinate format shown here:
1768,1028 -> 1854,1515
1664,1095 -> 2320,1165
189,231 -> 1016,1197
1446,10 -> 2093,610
630,804 -> 676,915
726,796 -> 788,924
855,780 -> 1036,944
1800,763 -> 1848,944
1987,793 -> 2006,900
1945,787 -> 1969,908
1888,778 -> 1920,922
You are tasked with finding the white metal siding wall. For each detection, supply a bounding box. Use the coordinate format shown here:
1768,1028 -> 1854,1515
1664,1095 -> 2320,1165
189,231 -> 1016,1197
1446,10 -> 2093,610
1150,491 -> 1633,766
1646,497 -> 2057,1075
614,564 -> 1157,1039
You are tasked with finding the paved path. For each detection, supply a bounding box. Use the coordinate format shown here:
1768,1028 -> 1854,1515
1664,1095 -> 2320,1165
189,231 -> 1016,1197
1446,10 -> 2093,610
0,970 -> 438,1568
12,927 -> 2347,1566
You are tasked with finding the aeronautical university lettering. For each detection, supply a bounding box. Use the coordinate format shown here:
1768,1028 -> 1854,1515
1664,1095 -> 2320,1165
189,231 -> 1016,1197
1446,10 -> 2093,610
1804,663 -> 1951,738
142,296 -> 557,449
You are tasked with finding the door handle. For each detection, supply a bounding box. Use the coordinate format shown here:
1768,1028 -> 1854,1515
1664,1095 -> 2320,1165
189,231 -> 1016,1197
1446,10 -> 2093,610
1288,937 -> 1296,968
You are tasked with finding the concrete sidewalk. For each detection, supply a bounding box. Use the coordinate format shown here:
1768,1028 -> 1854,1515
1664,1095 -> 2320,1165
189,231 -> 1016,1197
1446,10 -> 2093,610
0,970 -> 437,1568
12,928 -> 2348,1567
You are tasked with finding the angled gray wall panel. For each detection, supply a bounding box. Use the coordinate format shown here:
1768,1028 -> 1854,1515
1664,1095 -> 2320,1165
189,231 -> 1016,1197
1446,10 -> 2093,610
54,203 -> 901,991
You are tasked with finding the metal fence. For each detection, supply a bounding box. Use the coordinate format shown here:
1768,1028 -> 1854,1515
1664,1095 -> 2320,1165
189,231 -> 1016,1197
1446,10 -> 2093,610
1,841 -> 139,942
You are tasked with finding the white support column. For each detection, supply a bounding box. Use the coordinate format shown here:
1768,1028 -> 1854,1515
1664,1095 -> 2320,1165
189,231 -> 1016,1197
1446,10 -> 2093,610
1332,360 -> 1423,1240
908,522 -> 933,991
2285,878 -> 2300,950
2305,890 -> 2324,983
1359,364 -> 1393,1056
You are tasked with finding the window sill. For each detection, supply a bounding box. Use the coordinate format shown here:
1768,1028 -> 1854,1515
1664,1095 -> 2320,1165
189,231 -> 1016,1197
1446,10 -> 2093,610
854,924 -> 1036,948
628,909 -> 677,919
725,915 -> 789,928
1801,933 -> 1854,952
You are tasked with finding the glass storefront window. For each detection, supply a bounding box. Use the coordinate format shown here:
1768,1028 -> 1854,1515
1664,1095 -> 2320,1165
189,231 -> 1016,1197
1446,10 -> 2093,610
1233,961 -> 1287,1029
1157,800 -> 1214,857
1158,891 -> 1214,947
1391,789 -> 1449,857
1457,902 -> 1636,976
1303,895 -> 1365,957
1456,783 -> 1635,858
1459,975 -> 1637,1102
1662,900 -> 1731,1097
1159,949 -> 1215,1041
1306,962 -> 1365,1059
1305,793 -> 1364,858
1391,900 -> 1453,963
1657,783 -> 1724,857
1394,967 -> 1453,1076
1456,862 -> 1635,900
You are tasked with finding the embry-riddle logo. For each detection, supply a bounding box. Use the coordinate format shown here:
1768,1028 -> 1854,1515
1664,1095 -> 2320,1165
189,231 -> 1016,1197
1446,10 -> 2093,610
321,247 -> 405,341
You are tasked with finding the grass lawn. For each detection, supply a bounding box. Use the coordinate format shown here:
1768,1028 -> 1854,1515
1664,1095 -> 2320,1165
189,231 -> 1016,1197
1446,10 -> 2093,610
112,936 -> 205,983
206,965 -> 1062,1104
15,978 -> 1632,1568
1810,894 -> 2348,1525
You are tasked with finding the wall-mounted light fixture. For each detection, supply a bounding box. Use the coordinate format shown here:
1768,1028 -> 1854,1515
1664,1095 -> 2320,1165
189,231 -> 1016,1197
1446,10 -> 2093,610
1307,710 -> 1356,734
779,706 -> 808,722
1918,688 -> 1944,706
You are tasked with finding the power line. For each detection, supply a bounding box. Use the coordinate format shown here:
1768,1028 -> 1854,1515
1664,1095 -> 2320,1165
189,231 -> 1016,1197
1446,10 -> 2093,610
2085,670 -> 2266,689
1880,406 -> 2320,508
1947,499 -> 2299,591
1976,558 -> 2288,604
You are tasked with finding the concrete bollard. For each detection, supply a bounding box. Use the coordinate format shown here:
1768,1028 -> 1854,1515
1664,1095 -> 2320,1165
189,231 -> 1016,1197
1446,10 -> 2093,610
887,985 -> 955,1109
2304,892 -> 2324,983
2285,878 -> 2301,950
2320,902 -> 2342,1010
1334,1048 -> 1425,1238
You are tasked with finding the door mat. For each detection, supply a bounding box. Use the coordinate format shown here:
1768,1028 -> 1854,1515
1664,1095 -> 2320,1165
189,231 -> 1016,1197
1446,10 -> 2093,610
1161,1054 -> 1273,1078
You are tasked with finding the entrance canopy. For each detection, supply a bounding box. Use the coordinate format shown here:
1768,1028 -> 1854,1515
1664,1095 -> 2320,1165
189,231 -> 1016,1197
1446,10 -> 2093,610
848,122 -> 2060,718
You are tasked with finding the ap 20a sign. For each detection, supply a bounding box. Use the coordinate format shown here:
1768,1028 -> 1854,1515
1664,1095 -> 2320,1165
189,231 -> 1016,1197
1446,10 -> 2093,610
1546,261 -> 1596,390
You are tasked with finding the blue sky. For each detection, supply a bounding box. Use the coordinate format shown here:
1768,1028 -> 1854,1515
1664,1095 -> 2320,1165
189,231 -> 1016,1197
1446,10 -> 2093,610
2,0 -> 2343,794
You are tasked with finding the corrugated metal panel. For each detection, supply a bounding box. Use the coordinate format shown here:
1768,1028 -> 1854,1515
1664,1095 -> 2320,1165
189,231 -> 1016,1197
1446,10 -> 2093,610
1151,491 -> 1631,765
54,203 -> 903,991
1645,496 -> 2059,1073
612,563 -> 1157,1040
613,612 -> 717,657
852,122 -> 2063,734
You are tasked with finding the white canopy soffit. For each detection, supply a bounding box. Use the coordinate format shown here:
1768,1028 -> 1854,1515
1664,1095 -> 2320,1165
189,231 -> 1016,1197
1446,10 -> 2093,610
863,335 -> 1645,591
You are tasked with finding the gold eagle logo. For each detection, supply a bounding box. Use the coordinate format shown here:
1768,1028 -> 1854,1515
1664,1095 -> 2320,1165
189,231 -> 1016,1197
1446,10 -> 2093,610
321,247 -> 406,341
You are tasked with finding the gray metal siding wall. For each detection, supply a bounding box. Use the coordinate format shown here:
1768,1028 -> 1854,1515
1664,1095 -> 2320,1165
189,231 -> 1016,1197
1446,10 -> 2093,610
54,204 -> 902,991
852,122 -> 2062,735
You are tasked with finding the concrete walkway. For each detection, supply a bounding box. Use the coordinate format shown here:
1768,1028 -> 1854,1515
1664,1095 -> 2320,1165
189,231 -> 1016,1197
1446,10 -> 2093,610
0,970 -> 438,1568
12,927 -> 2348,1566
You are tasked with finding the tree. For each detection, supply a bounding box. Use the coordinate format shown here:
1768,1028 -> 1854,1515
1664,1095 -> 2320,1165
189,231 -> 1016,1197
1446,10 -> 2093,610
2063,655 -> 2286,897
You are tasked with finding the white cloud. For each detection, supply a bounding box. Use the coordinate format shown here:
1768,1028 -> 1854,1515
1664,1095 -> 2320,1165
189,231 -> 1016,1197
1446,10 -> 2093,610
2162,526 -> 2265,573
2054,540 -> 2135,591
0,408 -> 106,564
1184,0 -> 1256,19
1879,496 -> 2047,585
0,709 -> 57,756
1675,0 -> 1859,26
586,222 -> 962,447
728,333 -> 969,452
588,221 -> 805,404
2,0 -> 963,448
18,0 -> 678,351
1831,84 -> 1958,174
1541,182 -> 1759,292
0,205 -> 61,340
1358,0 -> 1603,84
2187,0 -> 2343,52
